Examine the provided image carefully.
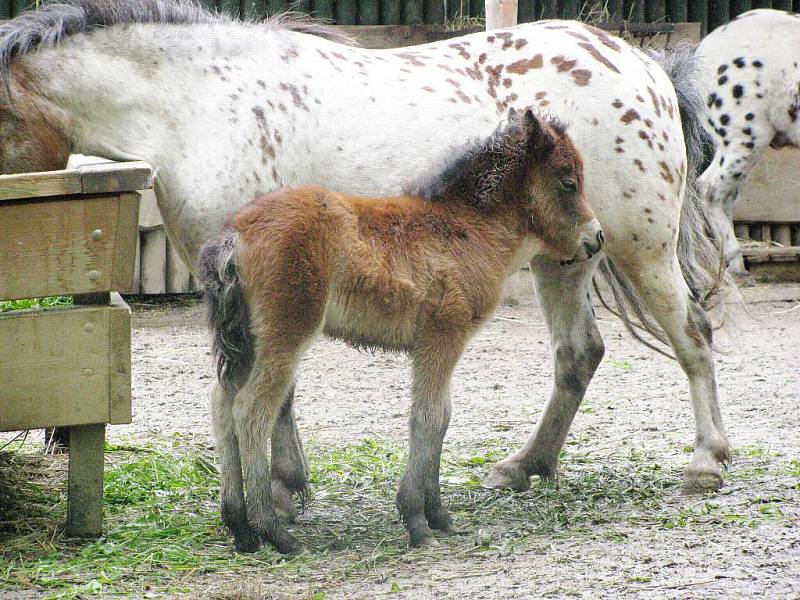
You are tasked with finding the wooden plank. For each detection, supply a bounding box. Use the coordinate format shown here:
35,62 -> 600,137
359,0 -> 380,24
137,188 -> 163,230
0,0 -> 11,20
335,0 -> 358,23
0,194 -> 136,301
66,424 -> 105,537
741,246 -> 800,263
735,147 -> 800,222
108,293 -> 132,425
485,0 -> 518,29
734,223 -> 750,239
139,227 -> 167,294
131,233 -> 142,294
771,0 -> 791,8
313,0 -> 335,19
381,0 -> 402,24
608,0 -> 625,19
0,161 -> 152,202
539,0 -> 557,18
688,0 -> 708,33
750,0 -> 772,7
647,0 -> 666,21
111,192 -> 141,293
0,300 -> 131,431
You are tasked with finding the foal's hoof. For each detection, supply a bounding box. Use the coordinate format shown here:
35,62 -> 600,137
426,509 -> 453,532
272,480 -> 298,524
274,530 -> 303,555
484,461 -> 531,492
418,536 -> 441,548
232,525 -> 261,554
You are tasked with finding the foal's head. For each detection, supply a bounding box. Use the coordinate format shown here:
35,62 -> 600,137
416,108 -> 603,262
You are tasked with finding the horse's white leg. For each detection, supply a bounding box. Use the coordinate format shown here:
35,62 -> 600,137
269,385 -> 309,524
397,336 -> 462,546
501,269 -> 523,306
212,381 -> 259,553
617,253 -> 731,490
233,346 -> 302,554
485,259 -> 603,491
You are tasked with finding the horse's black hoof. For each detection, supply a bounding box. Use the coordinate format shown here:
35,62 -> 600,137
274,530 -> 302,555
232,525 -> 260,553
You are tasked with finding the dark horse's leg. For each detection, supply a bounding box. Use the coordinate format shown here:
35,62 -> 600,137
485,258 -> 604,490
270,385 -> 309,522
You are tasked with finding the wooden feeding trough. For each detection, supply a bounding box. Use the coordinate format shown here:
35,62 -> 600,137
0,161 -> 152,536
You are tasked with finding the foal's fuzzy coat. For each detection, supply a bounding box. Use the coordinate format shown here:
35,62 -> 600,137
200,110 -> 602,553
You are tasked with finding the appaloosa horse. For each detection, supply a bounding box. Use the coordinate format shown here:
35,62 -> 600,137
200,109 -> 602,552
696,9 -> 800,275
0,0 -> 731,528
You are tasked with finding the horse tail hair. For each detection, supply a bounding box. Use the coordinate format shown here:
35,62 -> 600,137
198,228 -> 254,391
593,44 -> 732,359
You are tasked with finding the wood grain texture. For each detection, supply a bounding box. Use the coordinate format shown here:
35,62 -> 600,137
0,296 -> 132,431
66,424 -> 106,537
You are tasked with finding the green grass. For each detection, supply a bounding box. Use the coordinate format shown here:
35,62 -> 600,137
0,437 -> 796,598
0,296 -> 73,313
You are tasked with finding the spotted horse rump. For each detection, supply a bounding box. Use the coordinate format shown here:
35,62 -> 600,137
696,8 -> 800,275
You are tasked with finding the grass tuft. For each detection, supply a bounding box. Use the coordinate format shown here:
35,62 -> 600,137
0,296 -> 73,313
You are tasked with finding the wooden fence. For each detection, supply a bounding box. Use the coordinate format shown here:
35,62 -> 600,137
2,1 -> 800,31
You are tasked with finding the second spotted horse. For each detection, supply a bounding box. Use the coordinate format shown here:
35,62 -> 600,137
697,9 -> 800,275
0,0 -> 732,535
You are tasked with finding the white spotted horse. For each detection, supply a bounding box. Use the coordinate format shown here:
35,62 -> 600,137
696,9 -> 800,275
0,0 -> 731,548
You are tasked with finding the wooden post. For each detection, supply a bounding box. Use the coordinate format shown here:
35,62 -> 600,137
314,0 -> 334,19
773,224 -> 792,247
485,0 -> 517,30
381,0 -> 402,24
730,0 -> 752,18
66,424 -> 106,537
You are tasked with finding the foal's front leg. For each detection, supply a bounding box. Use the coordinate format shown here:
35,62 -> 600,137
396,338 -> 462,546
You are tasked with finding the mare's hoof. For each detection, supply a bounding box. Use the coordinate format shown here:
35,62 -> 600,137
274,531 -> 303,555
484,461 -> 531,492
683,464 -> 724,494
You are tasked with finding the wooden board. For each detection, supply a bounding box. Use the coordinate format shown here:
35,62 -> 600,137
0,193 -> 141,301
0,294 -> 131,431
0,161 -> 152,202
735,147 -> 800,223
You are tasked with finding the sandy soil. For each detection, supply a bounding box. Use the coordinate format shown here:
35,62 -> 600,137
111,282 -> 800,600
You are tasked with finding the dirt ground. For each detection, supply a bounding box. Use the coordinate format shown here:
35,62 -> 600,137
110,281 -> 800,599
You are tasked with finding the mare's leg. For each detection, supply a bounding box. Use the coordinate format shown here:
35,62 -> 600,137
614,254 -> 730,490
485,259 -> 604,491
212,380 -> 259,552
397,336 -> 463,546
233,344 -> 304,554
270,385 -> 309,523
699,120 -> 772,276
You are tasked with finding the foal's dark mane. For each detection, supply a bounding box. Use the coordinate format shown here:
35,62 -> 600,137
408,114 -> 567,213
0,0 -> 351,78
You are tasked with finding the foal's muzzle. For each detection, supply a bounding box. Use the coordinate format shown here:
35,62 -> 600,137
561,219 -> 605,266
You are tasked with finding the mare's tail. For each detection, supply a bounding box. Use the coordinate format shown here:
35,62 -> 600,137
198,229 -> 254,390
593,43 -> 731,357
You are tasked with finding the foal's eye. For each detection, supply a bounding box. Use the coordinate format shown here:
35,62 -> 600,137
559,177 -> 578,193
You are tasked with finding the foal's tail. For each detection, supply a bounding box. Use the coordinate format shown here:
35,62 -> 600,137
594,44 -> 731,357
198,229 -> 254,391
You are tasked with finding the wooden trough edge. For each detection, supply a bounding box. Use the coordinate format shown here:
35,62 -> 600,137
0,161 -> 154,202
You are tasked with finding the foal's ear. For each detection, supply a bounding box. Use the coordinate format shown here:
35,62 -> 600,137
522,109 -> 555,160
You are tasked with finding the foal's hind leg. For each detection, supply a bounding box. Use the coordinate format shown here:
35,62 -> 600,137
485,259 -> 604,491
615,254 -> 730,490
212,381 -> 259,553
234,346 -> 304,554
270,385 -> 309,523
397,336 -> 463,546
